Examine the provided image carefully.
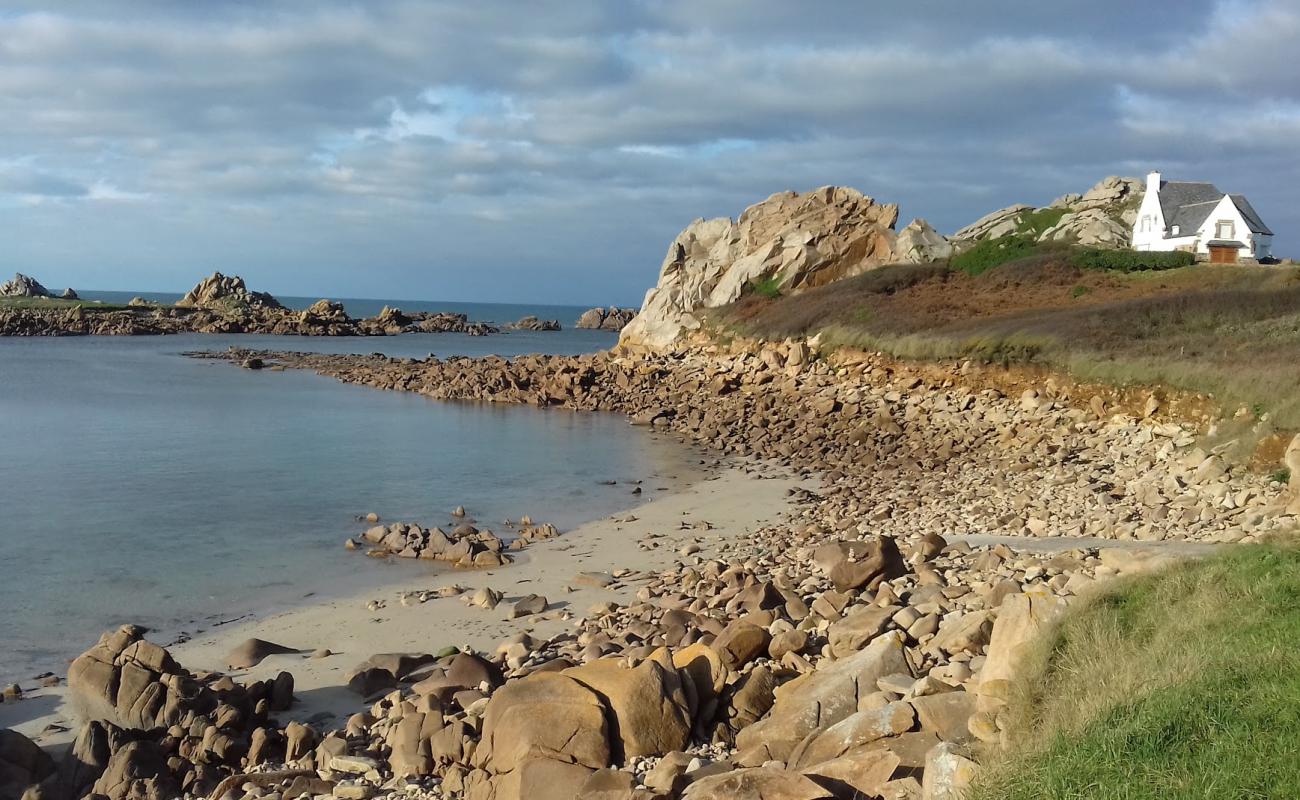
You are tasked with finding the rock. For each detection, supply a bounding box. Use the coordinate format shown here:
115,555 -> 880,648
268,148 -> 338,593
920,743 -> 978,800
735,632 -> 910,763
0,729 -> 55,800
819,537 -> 906,592
894,219 -> 953,264
790,701 -> 916,768
0,274 -> 51,298
469,587 -> 504,610
509,594 -> 548,618
175,272 -> 283,310
575,307 -> 638,331
951,205 -> 1032,242
620,187 -> 902,350
60,288 -> 79,300
564,656 -> 691,760
682,766 -> 833,800
90,740 -> 178,800
225,637 -> 296,669
827,605 -> 896,658
976,589 -> 1067,711
712,621 -> 772,669
801,750 -> 901,799
475,672 -> 612,774
507,316 -> 561,332
911,692 -> 977,744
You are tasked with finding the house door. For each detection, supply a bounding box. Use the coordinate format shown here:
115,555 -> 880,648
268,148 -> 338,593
1208,245 -> 1237,264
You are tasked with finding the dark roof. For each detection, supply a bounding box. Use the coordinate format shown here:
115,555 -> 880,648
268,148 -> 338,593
1229,194 -> 1273,235
1206,239 -> 1247,248
1156,180 -> 1273,238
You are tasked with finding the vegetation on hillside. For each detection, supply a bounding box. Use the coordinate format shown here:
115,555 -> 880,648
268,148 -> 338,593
972,544 -> 1300,799
716,249 -> 1300,426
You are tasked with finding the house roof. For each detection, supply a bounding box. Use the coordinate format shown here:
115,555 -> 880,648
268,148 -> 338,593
1156,180 -> 1273,237
1228,194 -> 1273,236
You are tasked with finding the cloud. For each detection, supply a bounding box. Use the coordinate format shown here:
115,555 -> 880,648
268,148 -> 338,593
0,0 -> 1296,303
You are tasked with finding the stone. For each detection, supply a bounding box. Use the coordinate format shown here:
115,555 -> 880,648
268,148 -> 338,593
510,594 -> 548,618
911,692 -> 977,744
977,589 -> 1067,711
920,743 -> 978,800
575,307 -> 638,331
712,621 -> 772,669
225,637 -> 296,669
620,187 -> 902,350
929,611 -> 992,657
736,632 -> 910,763
820,537 -> 906,592
0,729 -> 55,800
175,272 -> 283,310
90,741 -> 178,800
791,701 -> 916,768
827,605 -> 897,658
801,750 -> 901,800
475,672 -> 612,774
894,219 -> 953,264
0,273 -> 51,298
564,657 -> 691,760
681,766 -> 834,800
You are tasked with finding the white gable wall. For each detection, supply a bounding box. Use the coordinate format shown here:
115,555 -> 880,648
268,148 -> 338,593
1194,195 -> 1262,258
1132,171 -> 1166,251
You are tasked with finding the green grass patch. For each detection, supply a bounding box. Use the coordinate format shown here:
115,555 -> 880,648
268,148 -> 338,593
1272,468 -> 1292,484
949,235 -> 1047,276
747,275 -> 783,299
1016,207 -> 1069,237
973,545 -> 1300,800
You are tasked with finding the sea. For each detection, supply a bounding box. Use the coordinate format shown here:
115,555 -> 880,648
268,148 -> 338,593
0,297 -> 693,682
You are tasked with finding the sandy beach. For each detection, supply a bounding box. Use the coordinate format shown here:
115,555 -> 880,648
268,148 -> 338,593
2,461 -> 804,747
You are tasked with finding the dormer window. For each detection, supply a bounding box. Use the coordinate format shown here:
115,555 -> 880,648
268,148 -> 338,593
1216,220 -> 1235,239
1172,225 -> 1180,236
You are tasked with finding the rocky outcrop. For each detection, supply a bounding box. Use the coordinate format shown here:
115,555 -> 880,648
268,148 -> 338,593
953,176 -> 1143,249
506,316 -> 561,332
894,219 -> 953,264
60,288 -> 79,300
0,273 -> 51,298
575,307 -> 637,331
355,520 -> 516,568
619,187 -> 904,350
175,272 -> 284,311
0,729 -> 55,800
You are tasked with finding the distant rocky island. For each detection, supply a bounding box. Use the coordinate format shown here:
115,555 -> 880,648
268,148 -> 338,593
0,272 -> 634,338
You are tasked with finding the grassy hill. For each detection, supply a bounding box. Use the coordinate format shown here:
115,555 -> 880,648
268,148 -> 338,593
715,244 -> 1300,430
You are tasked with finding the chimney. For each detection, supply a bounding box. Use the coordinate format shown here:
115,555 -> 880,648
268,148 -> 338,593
1147,170 -> 1161,194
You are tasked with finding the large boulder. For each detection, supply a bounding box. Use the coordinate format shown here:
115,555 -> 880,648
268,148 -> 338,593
0,729 -> 55,800
90,740 -> 179,800
735,632 -> 910,763
175,272 -> 283,311
952,176 -> 1142,249
0,273 -> 51,298
682,767 -> 833,800
475,672 -> 612,776
976,589 -> 1067,713
563,656 -> 691,761
619,187 -> 901,350
894,219 -> 953,263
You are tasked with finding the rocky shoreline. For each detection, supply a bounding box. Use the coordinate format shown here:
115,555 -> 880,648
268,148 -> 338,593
3,338 -> 1284,800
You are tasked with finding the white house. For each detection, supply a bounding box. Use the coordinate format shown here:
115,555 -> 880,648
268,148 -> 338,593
1131,171 -> 1273,263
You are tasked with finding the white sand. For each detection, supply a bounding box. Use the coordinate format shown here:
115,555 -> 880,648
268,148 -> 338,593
2,464 -> 802,744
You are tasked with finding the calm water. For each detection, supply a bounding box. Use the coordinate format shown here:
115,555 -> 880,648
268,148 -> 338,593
0,311 -> 692,681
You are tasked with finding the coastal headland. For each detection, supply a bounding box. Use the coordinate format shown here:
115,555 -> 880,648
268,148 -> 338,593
4,182 -> 1299,800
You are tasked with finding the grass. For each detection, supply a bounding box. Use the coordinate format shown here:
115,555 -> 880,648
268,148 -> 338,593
950,234 -> 1051,276
714,253 -> 1300,427
1016,207 -> 1069,237
747,275 -> 784,299
972,544 -> 1300,800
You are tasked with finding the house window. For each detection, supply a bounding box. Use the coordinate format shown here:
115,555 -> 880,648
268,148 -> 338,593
1172,225 -> 1180,235
1140,216 -> 1151,233
1215,220 -> 1235,239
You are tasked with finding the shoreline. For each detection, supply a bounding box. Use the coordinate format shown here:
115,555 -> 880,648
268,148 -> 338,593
0,460 -> 805,747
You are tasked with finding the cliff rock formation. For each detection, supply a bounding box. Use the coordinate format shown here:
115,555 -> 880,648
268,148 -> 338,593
952,176 -> 1143,249
619,187 -> 907,350
175,272 -> 284,311
0,273 -> 51,298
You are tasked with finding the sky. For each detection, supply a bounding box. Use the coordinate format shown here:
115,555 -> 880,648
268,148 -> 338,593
1,1 -> 1297,305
